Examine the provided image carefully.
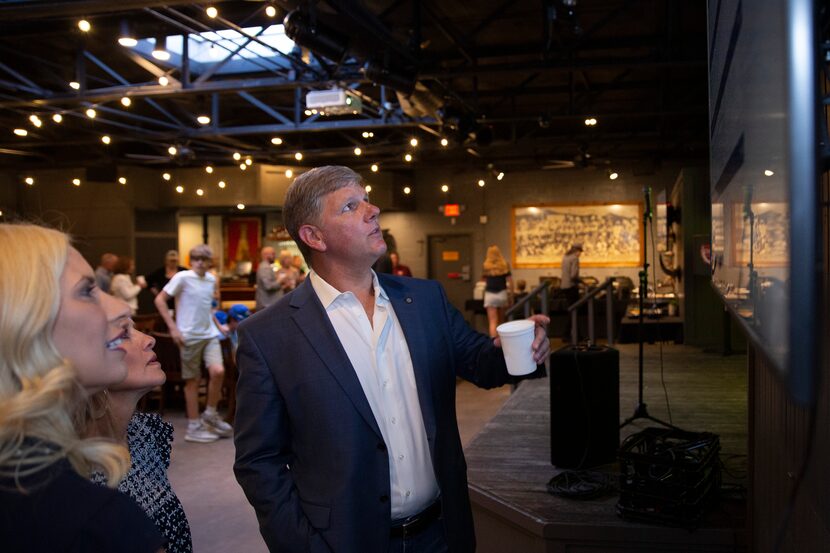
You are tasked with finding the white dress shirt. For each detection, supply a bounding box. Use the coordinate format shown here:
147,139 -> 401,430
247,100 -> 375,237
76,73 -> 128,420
309,271 -> 440,519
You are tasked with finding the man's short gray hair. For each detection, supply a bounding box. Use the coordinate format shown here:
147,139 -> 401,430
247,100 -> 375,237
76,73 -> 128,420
283,166 -> 363,262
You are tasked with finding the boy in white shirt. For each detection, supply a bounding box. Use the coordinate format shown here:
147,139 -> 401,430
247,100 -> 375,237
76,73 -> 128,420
155,244 -> 232,443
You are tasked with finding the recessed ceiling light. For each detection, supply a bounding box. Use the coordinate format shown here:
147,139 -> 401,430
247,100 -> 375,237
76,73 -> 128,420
285,169 -> 293,178
197,115 -> 211,125
101,135 -> 111,144
78,20 -> 91,33
294,152 -> 303,161
162,172 -> 171,181
69,81 -> 80,90
13,128 -> 28,136
52,113 -> 63,123
370,163 -> 379,172
271,137 -> 283,145
118,177 -> 127,185
354,147 -> 362,156
120,96 -> 132,107
85,108 -> 97,118
175,185 -> 184,193
237,203 -> 246,210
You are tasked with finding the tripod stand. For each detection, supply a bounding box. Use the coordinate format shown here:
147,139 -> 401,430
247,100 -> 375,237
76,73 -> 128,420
620,187 -> 677,430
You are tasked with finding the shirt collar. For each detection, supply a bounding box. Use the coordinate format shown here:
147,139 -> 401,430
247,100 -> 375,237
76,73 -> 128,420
309,270 -> 389,310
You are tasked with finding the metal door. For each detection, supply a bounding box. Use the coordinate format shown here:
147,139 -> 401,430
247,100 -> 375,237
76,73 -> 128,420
428,234 -> 473,315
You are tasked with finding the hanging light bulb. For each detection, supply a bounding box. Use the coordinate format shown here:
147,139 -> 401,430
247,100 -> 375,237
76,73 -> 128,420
72,178 -> 81,186
158,76 -> 169,86
162,172 -> 171,181
239,163 -> 247,171
117,20 -> 137,47
294,152 -> 303,161
196,188 -> 204,196
410,138 -> 419,147
85,108 -> 97,118
205,166 -> 214,174
245,158 -> 253,166
218,180 -> 226,188
52,113 -> 63,123
120,96 -> 132,107
69,81 -> 81,90
232,152 -> 241,161
118,177 -> 127,185
404,153 -> 413,162
197,115 -> 211,125
365,185 -> 372,193
271,137 -> 283,145
265,4 -> 277,17
78,20 -> 91,33
24,177 -> 34,185
206,6 -> 218,18
440,138 -> 449,147
403,186 -> 411,195
168,146 -> 178,156
285,169 -> 294,178
13,128 -> 28,136
478,179 -> 485,187
175,185 -> 184,193
441,184 -> 449,193
354,147 -> 362,156
101,135 -> 111,145
370,163 -> 379,172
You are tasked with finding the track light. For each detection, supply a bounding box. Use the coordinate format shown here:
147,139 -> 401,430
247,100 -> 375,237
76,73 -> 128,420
152,36 -> 170,61
117,20 -> 137,47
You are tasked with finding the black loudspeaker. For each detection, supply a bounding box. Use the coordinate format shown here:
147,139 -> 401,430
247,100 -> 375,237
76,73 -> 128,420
550,345 -> 620,468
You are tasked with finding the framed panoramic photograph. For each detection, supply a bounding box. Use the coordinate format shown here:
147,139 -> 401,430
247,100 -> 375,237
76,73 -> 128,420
730,202 -> 788,267
512,203 -> 643,268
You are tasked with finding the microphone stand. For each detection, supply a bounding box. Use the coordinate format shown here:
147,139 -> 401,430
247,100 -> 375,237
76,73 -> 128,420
620,188 -> 678,430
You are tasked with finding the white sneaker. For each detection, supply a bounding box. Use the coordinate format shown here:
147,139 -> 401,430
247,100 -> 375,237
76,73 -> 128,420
185,423 -> 219,443
201,412 -> 233,438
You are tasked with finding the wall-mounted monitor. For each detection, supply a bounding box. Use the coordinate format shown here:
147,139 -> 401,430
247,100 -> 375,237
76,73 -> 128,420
708,0 -> 818,404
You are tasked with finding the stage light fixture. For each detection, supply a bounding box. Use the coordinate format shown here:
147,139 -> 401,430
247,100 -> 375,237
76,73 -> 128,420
152,36 -> 170,61
284,9 -> 349,64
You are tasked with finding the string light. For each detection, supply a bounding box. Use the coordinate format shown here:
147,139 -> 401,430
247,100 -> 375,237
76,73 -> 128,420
764,169 -> 775,177
236,203 -> 246,210
285,169 -> 293,178
265,5 -> 277,17
403,186 -> 411,194
404,153 -> 412,162
271,137 -> 283,145
496,172 -> 505,181
218,180 -> 226,188
441,184 -> 449,193
245,158 -> 252,166
478,179 -> 485,187
13,128 -> 27,136
608,171 -> 619,180
294,152 -> 303,161
441,138 -> 449,147
69,81 -> 81,90
158,76 -> 169,86
28,115 -> 42,128
78,20 -> 91,32
584,117 -> 597,126
239,163 -> 247,171
85,108 -> 97,118
72,178 -> 81,186
167,146 -> 177,156
362,131 -> 374,138
370,163 -> 379,172
409,138 -> 419,147
52,113 -> 63,123
24,177 -> 34,185
205,166 -> 214,174
354,147 -> 362,156
120,96 -> 132,107
206,6 -> 218,18
197,115 -> 211,125
175,185 -> 184,193
232,152 -> 241,161
365,185 -> 372,193
196,188 -> 204,196
118,177 -> 127,185
101,135 -> 111,144
162,172 -> 171,181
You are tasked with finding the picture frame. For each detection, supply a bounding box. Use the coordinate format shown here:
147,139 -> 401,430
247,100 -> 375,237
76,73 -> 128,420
730,202 -> 788,267
512,203 -> 643,268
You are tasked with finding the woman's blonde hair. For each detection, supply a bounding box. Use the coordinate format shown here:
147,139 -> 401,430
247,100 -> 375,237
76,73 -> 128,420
483,245 -> 509,276
0,224 -> 129,489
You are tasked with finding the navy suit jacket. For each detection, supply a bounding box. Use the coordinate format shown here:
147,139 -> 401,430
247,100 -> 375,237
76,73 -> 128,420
233,274 -> 514,553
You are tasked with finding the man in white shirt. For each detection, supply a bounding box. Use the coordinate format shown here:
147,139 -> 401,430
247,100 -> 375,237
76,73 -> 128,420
234,166 -> 550,553
155,244 -> 232,443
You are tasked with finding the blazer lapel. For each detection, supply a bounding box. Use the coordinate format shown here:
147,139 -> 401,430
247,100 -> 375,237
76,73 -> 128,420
289,280 -> 383,439
381,276 -> 437,448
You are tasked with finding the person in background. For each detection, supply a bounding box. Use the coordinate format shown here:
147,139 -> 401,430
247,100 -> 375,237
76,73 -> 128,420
0,223 -> 164,553
148,250 -> 187,312
276,250 -> 300,293
255,246 -> 281,311
292,254 -> 307,283
95,252 -> 118,294
111,255 -> 147,315
390,251 -> 412,277
514,279 -> 528,302
560,242 -> 583,341
233,166 -> 550,553
482,245 -> 513,337
88,324 -> 193,553
154,244 -> 232,444
217,304 -> 250,357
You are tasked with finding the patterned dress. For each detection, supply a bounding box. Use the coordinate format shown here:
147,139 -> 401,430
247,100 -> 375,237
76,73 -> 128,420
93,412 -> 193,553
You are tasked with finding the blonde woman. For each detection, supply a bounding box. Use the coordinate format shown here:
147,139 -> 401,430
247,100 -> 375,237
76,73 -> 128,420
482,245 -> 513,337
0,224 -> 165,553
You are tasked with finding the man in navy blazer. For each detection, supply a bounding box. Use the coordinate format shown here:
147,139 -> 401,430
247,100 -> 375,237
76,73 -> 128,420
234,166 -> 550,553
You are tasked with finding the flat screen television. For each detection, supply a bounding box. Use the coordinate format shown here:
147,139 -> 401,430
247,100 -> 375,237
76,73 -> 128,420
707,0 -> 819,404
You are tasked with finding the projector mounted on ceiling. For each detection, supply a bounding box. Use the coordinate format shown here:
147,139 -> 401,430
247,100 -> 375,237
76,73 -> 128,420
305,88 -> 363,115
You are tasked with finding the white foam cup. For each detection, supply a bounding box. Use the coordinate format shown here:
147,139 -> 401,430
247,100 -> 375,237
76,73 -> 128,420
136,275 -> 147,286
496,319 -> 537,376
